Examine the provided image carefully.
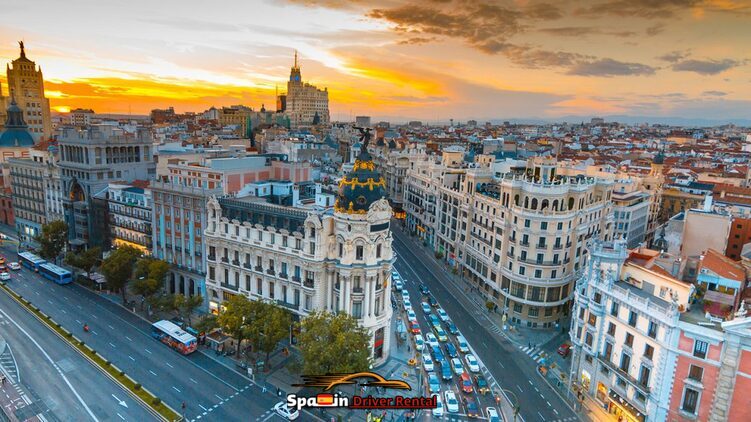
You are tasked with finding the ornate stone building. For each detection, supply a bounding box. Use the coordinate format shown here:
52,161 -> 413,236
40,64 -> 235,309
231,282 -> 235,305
204,138 -> 393,365
4,42 -> 52,139
284,52 -> 329,128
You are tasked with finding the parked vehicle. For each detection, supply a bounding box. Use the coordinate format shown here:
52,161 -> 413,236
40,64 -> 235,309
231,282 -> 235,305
407,309 -> 417,322
558,343 -> 571,357
394,279 -> 403,291
401,290 -> 410,301
414,334 -> 424,350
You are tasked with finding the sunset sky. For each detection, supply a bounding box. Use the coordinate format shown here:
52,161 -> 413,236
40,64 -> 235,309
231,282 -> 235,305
1,0 -> 749,122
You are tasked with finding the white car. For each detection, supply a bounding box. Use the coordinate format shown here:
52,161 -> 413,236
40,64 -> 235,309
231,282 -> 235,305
465,354 -> 480,373
401,290 -> 410,301
450,357 -> 464,375
457,335 -> 470,353
487,407 -> 501,422
432,394 -> 444,417
421,302 -> 432,314
444,390 -> 459,413
273,401 -> 299,420
422,353 -> 434,372
394,279 -> 403,291
414,334 -> 425,351
0,272 -> 9,281
437,308 -> 450,322
403,298 -> 411,311
425,333 -> 439,349
407,309 -> 417,322
8,262 -> 20,271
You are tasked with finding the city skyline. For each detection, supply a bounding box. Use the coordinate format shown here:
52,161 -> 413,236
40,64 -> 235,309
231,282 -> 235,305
0,0 -> 750,123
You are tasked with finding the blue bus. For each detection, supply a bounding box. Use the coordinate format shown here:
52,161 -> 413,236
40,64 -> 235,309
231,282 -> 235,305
38,262 -> 73,285
17,251 -> 46,271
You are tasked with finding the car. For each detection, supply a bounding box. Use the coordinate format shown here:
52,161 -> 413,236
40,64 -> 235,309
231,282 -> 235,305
403,298 -> 412,310
446,321 -> 459,335
444,390 -> 459,413
466,401 -> 480,418
428,295 -> 438,307
425,333 -> 439,348
409,321 -> 421,335
432,394 -> 444,417
0,257 -> 5,265
414,334 -> 424,350
8,262 -> 20,271
0,272 -> 10,281
445,343 -> 458,358
437,308 -> 450,322
450,357 -> 464,375
460,372 -> 474,394
273,401 -> 299,420
394,279 -> 403,291
422,353 -> 434,372
421,302 -> 432,314
419,284 -> 430,295
407,309 -> 417,322
558,343 -> 572,358
487,407 -> 501,422
401,290 -> 410,301
428,374 -> 440,394
431,345 -> 444,363
475,374 -> 490,395
429,314 -> 441,328
457,335 -> 470,353
440,360 -> 453,380
465,354 -> 480,373
434,326 -> 448,342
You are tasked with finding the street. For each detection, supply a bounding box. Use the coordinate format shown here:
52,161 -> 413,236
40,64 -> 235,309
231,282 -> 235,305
392,226 -> 579,422
0,242 -> 288,422
0,286 -> 155,421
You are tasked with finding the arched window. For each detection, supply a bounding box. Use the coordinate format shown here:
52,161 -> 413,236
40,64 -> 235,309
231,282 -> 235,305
189,279 -> 195,296
524,197 -> 529,208
514,194 -> 520,206
552,199 -> 559,211
541,199 -> 549,210
568,198 -> 574,210
531,198 -> 538,210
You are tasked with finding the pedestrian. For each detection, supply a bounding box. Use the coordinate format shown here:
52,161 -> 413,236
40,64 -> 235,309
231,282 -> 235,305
407,344 -> 411,353
1,374 -> 5,385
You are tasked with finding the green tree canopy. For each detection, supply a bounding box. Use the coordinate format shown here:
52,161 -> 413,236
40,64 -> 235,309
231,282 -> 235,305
65,246 -> 101,278
298,311 -> 371,375
100,245 -> 141,303
177,294 -> 203,326
247,302 -> 292,363
217,295 -> 253,354
36,220 -> 68,260
131,277 -> 161,311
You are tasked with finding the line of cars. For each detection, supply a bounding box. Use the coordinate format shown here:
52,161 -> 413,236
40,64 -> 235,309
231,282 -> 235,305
395,273 -> 497,420
0,256 -> 21,281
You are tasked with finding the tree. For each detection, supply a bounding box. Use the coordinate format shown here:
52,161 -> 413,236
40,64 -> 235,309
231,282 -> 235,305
194,314 -> 218,334
100,245 -> 141,303
247,302 -> 292,365
177,294 -> 203,326
36,220 -> 68,261
131,277 -> 161,311
65,246 -> 101,278
485,300 -> 495,313
217,295 -> 253,355
298,311 -> 371,375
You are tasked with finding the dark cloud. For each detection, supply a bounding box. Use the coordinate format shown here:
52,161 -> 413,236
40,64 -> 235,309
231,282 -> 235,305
672,59 -> 742,75
538,26 -> 598,36
657,50 -> 690,63
523,2 -> 564,20
499,44 -> 588,68
575,0 -> 701,19
397,36 -> 438,45
702,90 -> 727,96
645,24 -> 665,36
567,58 -> 657,77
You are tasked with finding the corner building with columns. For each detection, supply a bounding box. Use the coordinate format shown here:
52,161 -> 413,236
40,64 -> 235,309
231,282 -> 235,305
204,147 -> 393,365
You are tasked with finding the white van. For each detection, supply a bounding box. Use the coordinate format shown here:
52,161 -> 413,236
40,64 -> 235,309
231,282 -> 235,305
457,335 -> 470,353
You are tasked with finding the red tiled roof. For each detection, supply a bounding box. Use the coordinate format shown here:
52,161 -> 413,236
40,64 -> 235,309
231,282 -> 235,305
700,248 -> 745,282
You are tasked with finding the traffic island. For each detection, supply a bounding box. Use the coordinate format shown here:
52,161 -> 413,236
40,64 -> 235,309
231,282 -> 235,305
0,282 -> 181,421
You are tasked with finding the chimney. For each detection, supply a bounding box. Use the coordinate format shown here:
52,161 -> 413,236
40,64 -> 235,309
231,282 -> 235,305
672,258 -> 681,277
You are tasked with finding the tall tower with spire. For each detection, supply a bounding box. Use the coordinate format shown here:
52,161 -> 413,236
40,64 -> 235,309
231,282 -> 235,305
289,50 -> 301,83
5,41 -> 52,140
285,50 -> 329,128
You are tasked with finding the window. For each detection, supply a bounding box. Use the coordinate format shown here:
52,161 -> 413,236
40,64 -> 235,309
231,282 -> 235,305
639,365 -> 651,387
693,340 -> 708,359
644,344 -> 654,360
352,301 -> 363,318
588,314 -> 597,327
339,243 -> 343,257
603,342 -> 614,361
258,231 -> 263,241
245,275 -> 251,291
611,302 -> 619,317
579,307 -> 586,320
268,282 -> 275,299
257,278 -> 263,295
628,311 -> 638,327
309,243 -> 315,254
304,295 -> 311,311
519,266 -> 526,275
681,388 -> 699,414
513,303 -> 522,313
356,245 -> 364,260
524,219 -> 530,228
376,244 -> 382,258
585,332 -> 593,347
607,322 -> 616,336
593,292 -> 602,304
540,221 -> 547,230
534,269 -> 542,278
208,266 -> 215,280
648,321 -> 657,339
620,352 -> 631,372
528,307 -> 539,317
625,333 -> 634,348
557,222 -> 563,230
688,365 -> 703,382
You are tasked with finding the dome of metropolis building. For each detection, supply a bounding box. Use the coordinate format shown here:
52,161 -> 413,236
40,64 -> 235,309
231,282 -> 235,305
0,99 -> 35,148
335,138 -> 387,214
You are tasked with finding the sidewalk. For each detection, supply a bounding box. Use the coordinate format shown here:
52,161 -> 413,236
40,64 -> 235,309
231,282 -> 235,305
0,336 -> 41,422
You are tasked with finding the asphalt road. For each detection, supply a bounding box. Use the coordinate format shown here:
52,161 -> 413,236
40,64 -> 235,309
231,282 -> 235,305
0,243 -> 287,422
392,226 -> 579,422
0,286 -> 155,421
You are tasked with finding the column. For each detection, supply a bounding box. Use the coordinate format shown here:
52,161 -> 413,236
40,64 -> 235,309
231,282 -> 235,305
369,275 -> 376,317
327,272 -> 334,311
338,276 -> 345,312
364,277 -> 371,317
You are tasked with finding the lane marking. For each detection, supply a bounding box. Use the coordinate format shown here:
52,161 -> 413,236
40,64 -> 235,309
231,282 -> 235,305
117,413 -> 125,421
165,362 -> 174,368
215,394 -> 224,401
109,343 -> 116,348
517,385 -> 523,393
144,348 -> 152,354
125,336 -> 132,342
0,307 -> 100,422
553,409 -> 559,415
173,386 -> 181,393
108,325 -> 115,330
128,356 -> 135,362
190,378 -> 198,384
149,370 -> 157,376
199,404 -> 208,411
538,411 -> 545,421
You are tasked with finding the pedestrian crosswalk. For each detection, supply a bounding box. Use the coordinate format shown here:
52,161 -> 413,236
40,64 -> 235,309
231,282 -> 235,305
488,324 -> 503,334
519,345 -> 547,363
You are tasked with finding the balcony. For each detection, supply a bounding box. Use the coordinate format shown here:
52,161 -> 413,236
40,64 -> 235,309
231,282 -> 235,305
221,257 -> 229,263
303,279 -> 314,288
553,243 -> 562,250
207,255 -> 216,262
520,241 -> 530,247
267,269 -> 276,276
243,263 -> 252,270
220,282 -> 239,292
232,259 -> 240,266
508,237 -> 516,244
353,287 -> 364,294
255,265 -> 263,272
279,273 -> 288,279
598,355 -> 651,396
292,276 -> 301,283
275,300 -> 299,311
566,241 -> 572,247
